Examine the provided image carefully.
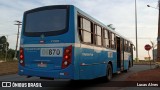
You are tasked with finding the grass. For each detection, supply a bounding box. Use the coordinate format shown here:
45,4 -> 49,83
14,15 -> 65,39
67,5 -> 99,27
133,60 -> 155,65
0,60 -> 18,76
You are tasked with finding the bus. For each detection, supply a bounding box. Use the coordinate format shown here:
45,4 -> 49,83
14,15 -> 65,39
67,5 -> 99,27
18,5 -> 134,81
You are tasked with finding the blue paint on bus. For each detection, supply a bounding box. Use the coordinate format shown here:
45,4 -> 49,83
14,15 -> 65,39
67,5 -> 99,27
18,5 -> 133,80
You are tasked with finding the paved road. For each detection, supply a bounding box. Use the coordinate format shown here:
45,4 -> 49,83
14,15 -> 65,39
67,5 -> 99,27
0,65 -> 159,90
0,65 -> 152,81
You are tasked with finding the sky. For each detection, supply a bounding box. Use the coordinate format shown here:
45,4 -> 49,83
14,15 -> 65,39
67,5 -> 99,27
0,0 -> 159,60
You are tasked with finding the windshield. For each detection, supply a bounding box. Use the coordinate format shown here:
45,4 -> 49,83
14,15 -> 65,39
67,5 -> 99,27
24,7 -> 68,36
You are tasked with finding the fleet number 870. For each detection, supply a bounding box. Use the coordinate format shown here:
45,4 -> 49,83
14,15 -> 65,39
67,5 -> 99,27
41,48 -> 62,56
49,49 -> 60,55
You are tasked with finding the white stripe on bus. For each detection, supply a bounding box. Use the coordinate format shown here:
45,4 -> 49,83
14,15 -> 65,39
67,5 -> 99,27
21,43 -> 75,47
21,43 -> 116,52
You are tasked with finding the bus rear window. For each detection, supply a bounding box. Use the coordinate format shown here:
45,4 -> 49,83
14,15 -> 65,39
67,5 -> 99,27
24,8 -> 68,36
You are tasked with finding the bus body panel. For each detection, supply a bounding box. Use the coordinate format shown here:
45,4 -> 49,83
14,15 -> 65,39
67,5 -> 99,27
78,44 -> 118,79
19,5 -> 133,80
18,62 -> 74,79
19,5 -> 76,79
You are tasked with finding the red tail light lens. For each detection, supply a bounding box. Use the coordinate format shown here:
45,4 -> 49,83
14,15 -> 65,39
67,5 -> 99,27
64,55 -> 69,60
62,45 -> 72,69
19,47 -> 25,66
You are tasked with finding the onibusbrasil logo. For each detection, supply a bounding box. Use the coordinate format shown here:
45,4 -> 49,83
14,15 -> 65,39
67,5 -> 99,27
1,82 -> 42,87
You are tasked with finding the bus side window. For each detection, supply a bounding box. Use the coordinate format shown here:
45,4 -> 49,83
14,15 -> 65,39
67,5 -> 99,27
91,23 -> 94,44
121,39 -> 123,51
82,18 -> 91,43
128,42 -> 131,52
78,16 -> 83,42
95,25 -> 102,46
111,33 -> 115,49
127,41 -> 129,52
124,40 -> 128,52
104,29 -> 109,48
114,34 -> 116,49
108,31 -> 111,48
78,16 -> 94,44
123,40 -> 126,51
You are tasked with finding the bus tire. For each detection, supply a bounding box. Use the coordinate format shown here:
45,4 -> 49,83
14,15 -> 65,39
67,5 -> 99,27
124,62 -> 130,72
106,64 -> 112,81
124,69 -> 128,72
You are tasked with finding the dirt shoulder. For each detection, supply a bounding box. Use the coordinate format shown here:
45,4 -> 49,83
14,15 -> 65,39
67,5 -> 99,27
126,67 -> 160,81
0,61 -> 18,76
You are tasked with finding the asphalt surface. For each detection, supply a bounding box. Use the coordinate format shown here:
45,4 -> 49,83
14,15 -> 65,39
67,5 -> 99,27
0,65 -> 159,90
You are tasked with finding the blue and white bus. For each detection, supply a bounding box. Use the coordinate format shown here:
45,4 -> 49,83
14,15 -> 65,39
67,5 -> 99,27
18,5 -> 133,81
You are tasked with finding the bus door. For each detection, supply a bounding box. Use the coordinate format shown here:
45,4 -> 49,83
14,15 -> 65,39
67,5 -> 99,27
116,37 -> 124,71
116,37 -> 121,70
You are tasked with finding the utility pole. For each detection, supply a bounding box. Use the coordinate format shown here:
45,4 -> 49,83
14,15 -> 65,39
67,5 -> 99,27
157,0 -> 160,64
13,20 -> 22,60
135,0 -> 138,62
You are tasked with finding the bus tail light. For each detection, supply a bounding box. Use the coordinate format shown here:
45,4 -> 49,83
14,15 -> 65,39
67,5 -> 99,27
19,47 -> 25,66
62,45 -> 72,69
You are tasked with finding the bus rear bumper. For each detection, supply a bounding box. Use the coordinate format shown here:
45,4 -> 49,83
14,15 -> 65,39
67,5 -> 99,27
18,65 -> 74,79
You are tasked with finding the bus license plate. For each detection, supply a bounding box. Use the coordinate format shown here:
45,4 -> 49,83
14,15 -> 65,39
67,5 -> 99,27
38,62 -> 47,67
40,48 -> 63,57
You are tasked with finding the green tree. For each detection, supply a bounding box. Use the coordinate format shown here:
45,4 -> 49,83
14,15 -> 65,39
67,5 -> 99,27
0,36 -> 9,60
0,36 -> 6,43
7,49 -> 15,59
0,36 -> 9,52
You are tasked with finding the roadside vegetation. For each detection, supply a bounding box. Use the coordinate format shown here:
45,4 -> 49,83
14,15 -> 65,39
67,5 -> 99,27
133,60 -> 155,65
0,36 -> 18,75
0,36 -> 18,61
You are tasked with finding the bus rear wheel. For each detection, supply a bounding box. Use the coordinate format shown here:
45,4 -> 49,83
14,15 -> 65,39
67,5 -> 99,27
106,64 -> 112,81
